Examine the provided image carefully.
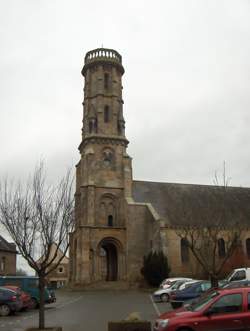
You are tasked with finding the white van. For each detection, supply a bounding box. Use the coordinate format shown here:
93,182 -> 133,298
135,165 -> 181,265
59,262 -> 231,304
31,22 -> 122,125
226,268 -> 250,282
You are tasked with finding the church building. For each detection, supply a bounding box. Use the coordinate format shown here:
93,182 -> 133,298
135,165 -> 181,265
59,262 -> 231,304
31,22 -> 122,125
69,48 -> 250,286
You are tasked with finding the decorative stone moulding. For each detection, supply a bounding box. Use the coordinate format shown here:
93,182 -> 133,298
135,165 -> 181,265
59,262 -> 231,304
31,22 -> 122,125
78,136 -> 129,151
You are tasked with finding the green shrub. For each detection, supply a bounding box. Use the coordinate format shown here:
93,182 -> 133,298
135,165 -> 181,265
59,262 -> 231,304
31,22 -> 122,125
141,250 -> 170,287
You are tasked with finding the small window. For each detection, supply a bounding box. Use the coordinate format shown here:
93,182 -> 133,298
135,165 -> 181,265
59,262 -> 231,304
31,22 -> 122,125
89,121 -> 93,133
104,106 -> 109,123
58,267 -> 64,273
218,238 -> 226,258
246,238 -> 250,259
104,73 -> 109,89
108,215 -> 113,227
181,238 -> 189,263
209,293 -> 242,314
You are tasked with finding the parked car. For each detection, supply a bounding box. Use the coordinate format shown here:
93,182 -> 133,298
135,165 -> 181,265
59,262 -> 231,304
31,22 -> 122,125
154,286 -> 250,331
160,277 -> 192,289
0,276 -> 55,309
225,267 -> 250,283
154,279 -> 195,302
222,279 -> 250,289
0,286 -> 22,316
4,285 -> 32,310
170,280 -> 212,309
171,279 -> 200,292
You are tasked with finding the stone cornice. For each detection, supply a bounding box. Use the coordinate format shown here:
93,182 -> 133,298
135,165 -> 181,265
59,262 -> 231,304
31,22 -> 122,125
82,60 -> 124,76
79,225 -> 126,230
79,184 -> 125,189
78,135 -> 129,151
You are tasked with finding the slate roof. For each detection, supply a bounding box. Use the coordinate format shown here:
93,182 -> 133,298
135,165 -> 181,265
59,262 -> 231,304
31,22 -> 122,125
0,235 -> 17,253
132,180 -> 250,227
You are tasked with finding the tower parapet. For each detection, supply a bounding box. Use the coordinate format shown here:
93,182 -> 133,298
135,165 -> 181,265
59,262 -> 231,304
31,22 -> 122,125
82,48 -> 124,76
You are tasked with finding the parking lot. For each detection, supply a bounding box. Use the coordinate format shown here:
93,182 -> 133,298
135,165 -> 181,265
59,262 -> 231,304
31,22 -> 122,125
0,289 -> 171,331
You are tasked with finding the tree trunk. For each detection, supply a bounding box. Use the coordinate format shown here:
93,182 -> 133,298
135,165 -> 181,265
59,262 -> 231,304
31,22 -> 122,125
210,274 -> 219,288
38,274 -> 46,329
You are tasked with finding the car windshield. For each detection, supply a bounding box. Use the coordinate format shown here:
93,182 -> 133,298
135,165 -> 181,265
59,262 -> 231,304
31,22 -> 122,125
171,281 -> 184,290
225,271 -> 235,281
188,290 -> 219,312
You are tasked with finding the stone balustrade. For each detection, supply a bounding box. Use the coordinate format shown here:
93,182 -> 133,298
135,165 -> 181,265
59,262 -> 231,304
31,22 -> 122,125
84,48 -> 122,64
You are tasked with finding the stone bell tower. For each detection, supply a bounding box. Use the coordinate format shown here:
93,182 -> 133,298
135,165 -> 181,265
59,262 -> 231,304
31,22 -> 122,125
69,48 -> 133,285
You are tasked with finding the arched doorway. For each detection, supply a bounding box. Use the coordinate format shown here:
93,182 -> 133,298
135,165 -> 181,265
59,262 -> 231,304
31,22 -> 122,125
98,238 -> 121,281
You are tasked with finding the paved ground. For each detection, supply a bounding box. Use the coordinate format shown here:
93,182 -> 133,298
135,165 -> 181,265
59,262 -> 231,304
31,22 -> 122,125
0,289 -> 171,331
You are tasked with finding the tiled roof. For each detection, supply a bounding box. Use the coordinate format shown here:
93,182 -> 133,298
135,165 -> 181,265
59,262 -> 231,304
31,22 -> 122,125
132,180 -> 250,227
0,235 -> 17,253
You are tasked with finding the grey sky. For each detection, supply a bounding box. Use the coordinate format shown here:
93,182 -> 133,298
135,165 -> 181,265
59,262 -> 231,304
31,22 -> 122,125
0,0 -> 250,272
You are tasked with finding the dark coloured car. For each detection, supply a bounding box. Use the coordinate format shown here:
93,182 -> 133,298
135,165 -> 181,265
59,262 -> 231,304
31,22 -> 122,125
0,276 -> 55,309
4,285 -> 32,310
0,286 -> 22,316
170,281 -> 212,309
154,287 -> 250,331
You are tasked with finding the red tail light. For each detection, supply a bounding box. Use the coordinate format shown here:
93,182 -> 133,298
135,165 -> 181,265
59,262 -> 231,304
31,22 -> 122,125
10,295 -> 17,301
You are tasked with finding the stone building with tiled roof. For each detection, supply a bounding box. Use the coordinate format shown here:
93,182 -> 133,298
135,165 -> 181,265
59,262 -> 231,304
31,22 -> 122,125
36,243 -> 69,288
69,48 -> 250,286
0,235 -> 17,276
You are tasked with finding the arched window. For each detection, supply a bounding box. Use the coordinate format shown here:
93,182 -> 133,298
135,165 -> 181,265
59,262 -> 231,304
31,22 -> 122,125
181,238 -> 189,263
246,238 -> 250,259
108,215 -> 113,227
104,73 -> 109,89
218,238 -> 226,258
104,106 -> 110,123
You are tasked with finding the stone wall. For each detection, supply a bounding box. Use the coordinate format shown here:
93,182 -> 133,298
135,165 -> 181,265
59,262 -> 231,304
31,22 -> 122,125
161,228 -> 250,279
126,202 -> 157,282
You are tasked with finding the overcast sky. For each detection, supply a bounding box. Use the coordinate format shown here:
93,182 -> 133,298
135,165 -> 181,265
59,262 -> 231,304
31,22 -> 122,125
0,0 -> 250,272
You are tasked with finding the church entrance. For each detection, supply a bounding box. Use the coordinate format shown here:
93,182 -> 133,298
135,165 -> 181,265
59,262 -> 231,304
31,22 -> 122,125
101,242 -> 118,281
98,238 -> 121,281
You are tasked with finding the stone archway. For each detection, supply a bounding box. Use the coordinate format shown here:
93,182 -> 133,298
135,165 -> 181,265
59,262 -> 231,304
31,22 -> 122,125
101,242 -> 118,281
97,237 -> 124,282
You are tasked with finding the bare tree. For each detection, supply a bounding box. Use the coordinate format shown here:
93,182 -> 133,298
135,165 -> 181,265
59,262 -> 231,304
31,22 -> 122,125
175,164 -> 248,287
0,163 -> 74,330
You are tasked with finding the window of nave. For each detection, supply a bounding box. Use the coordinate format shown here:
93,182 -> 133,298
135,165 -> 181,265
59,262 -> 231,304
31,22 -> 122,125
180,238 -> 189,263
218,238 -> 226,258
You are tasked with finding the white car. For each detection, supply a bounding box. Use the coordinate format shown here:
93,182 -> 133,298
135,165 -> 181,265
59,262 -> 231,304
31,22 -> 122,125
154,278 -> 193,302
160,277 -> 192,289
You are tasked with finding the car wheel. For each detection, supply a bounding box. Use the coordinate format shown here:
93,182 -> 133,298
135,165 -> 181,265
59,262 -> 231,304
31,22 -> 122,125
0,304 -> 11,316
160,293 -> 169,302
29,298 -> 38,309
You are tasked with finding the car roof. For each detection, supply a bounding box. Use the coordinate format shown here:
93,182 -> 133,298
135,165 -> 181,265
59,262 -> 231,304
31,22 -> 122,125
163,277 -> 191,281
0,286 -> 17,293
218,286 -> 250,294
0,276 -> 38,279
